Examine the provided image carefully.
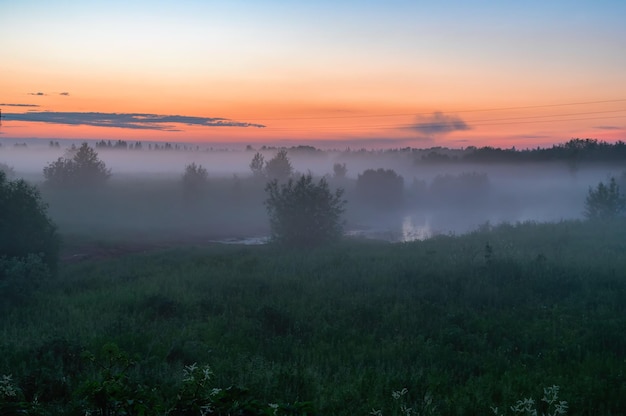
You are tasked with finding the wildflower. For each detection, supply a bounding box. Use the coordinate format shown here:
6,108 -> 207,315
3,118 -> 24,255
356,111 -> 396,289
400,404 -> 413,415
542,386 -> 568,415
510,397 -> 537,415
0,374 -> 18,398
268,403 -> 279,416
182,363 -> 198,383
201,365 -> 213,383
200,403 -> 213,416
392,388 -> 408,400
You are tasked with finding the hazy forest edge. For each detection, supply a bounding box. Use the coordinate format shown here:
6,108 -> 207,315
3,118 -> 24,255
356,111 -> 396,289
1,137 -> 626,415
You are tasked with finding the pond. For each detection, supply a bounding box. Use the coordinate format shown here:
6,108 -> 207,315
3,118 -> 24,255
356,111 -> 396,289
211,215 -> 436,245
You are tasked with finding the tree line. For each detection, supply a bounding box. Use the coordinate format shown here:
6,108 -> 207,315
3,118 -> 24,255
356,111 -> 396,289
9,137 -> 626,166
2,141 -> 626,295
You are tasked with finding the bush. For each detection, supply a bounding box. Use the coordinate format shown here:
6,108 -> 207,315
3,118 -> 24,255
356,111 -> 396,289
0,171 -> 59,270
265,174 -> 346,247
584,177 -> 625,220
43,143 -> 111,188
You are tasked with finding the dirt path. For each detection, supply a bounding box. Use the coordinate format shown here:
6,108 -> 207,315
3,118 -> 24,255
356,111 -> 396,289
59,234 -> 268,263
60,241 -> 173,263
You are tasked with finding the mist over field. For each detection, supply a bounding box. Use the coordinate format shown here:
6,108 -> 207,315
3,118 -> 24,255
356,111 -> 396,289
1,139 -> 622,245
3,1 -> 626,413
3,138 -> 626,415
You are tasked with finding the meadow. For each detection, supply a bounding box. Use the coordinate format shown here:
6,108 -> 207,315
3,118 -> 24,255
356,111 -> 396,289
2,218 -> 626,415
2,141 -> 626,414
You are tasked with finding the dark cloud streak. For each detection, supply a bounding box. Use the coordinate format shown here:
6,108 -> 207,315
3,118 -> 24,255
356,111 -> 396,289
0,103 -> 40,107
408,112 -> 470,135
3,111 -> 266,130
594,125 -> 623,130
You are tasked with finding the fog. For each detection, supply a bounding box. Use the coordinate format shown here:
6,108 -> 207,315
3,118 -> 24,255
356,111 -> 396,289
1,140 -> 622,244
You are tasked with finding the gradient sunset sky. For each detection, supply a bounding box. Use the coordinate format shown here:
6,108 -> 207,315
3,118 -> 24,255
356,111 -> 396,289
1,0 -> 625,149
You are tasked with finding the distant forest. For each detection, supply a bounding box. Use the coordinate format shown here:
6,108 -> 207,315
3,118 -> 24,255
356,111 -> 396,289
4,137 -> 626,167
82,138 -> 626,163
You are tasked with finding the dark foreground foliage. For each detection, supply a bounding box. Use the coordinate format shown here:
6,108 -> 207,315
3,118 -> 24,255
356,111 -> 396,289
1,220 -> 626,415
0,172 -> 58,307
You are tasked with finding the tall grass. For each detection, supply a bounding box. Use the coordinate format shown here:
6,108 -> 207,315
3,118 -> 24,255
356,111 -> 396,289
1,219 -> 625,414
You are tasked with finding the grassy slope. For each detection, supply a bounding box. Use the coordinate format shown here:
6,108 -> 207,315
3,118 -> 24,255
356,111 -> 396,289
2,219 -> 626,415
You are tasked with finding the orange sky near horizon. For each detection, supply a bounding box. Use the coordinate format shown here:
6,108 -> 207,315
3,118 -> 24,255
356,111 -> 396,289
1,1 -> 625,149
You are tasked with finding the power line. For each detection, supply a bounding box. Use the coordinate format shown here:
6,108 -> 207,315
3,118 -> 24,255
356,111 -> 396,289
243,98 -> 626,121
262,113 -> 626,132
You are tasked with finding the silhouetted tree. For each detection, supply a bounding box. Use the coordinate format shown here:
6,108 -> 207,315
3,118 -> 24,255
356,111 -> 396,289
356,168 -> 404,209
265,150 -> 293,181
0,162 -> 14,179
182,163 -> 209,201
584,177 -> 625,220
265,174 -> 346,247
249,152 -> 265,178
333,162 -> 347,179
0,171 -> 59,271
43,143 -> 111,188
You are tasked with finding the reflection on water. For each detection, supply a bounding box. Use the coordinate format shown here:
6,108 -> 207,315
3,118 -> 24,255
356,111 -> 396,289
211,215 -> 435,245
209,236 -> 269,245
345,214 -> 434,243
401,215 -> 433,242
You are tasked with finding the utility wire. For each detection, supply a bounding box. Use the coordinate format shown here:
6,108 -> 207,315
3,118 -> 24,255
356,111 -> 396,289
243,99 -> 626,121
262,114 -> 626,132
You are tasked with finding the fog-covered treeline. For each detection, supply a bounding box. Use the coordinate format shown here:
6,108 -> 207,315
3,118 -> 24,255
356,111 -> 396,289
1,138 -> 625,243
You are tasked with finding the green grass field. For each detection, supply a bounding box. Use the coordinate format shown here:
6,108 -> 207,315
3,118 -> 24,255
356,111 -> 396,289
2,219 -> 626,415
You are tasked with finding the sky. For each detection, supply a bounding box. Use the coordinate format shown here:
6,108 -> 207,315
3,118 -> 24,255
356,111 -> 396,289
1,0 -> 625,149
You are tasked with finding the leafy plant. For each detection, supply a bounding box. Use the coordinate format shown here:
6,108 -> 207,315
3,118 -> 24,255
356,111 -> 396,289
170,363 -> 316,415
78,343 -> 154,416
491,386 -> 568,416
369,388 -> 437,416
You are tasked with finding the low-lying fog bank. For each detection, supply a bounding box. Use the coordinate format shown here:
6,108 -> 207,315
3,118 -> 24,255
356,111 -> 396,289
2,140 -> 624,244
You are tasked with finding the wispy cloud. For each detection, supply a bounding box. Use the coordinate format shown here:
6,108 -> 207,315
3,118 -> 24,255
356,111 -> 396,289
594,125 -> 623,130
0,103 -> 40,107
265,136 -> 436,149
3,111 -> 266,130
26,91 -> 70,96
408,112 -> 470,135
